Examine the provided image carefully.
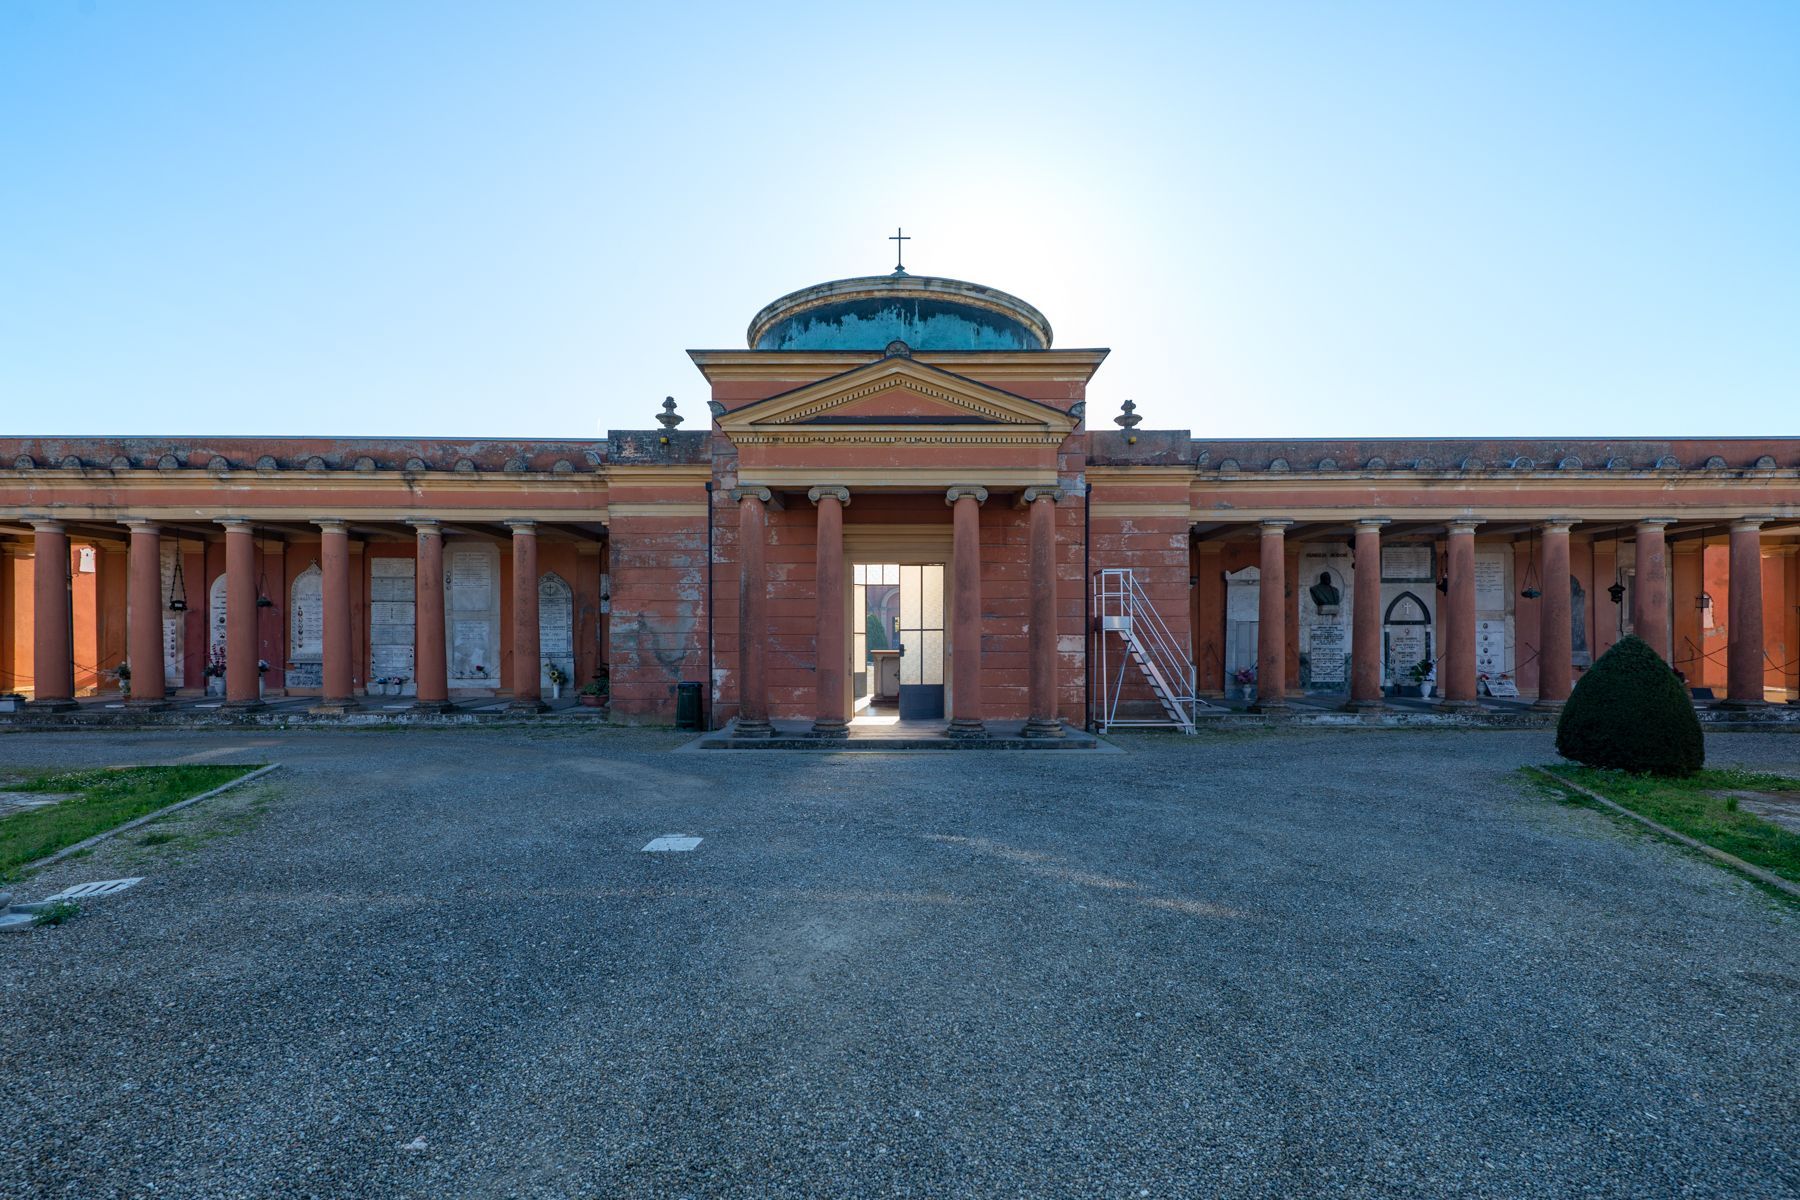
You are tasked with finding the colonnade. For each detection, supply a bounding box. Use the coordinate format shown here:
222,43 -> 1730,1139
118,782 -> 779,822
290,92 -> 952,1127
1244,516 -> 1777,710
21,516 -> 558,713
729,484 -> 1065,739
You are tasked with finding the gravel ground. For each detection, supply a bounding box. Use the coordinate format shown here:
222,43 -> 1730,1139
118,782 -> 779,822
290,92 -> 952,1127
1,726 -> 1797,1199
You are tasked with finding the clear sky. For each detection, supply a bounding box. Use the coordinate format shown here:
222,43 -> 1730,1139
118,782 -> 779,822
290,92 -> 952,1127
2,1 -> 1795,440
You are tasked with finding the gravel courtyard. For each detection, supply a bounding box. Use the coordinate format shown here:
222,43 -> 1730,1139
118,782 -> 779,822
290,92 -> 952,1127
2,726 -> 1796,1199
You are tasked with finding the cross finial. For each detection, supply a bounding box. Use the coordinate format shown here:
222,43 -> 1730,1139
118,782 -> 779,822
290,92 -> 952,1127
889,226 -> 911,274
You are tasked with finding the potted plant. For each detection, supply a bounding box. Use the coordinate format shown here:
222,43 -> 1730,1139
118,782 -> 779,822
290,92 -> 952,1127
578,679 -> 606,707
544,661 -> 568,700
1407,658 -> 1436,699
204,650 -> 227,696
1232,665 -> 1257,705
257,658 -> 270,698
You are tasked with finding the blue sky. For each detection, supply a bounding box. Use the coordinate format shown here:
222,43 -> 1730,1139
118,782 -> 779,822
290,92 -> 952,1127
2,1 -> 1795,439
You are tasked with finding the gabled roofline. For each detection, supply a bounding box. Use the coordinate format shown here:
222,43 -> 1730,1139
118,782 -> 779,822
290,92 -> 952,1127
689,348 -> 1110,384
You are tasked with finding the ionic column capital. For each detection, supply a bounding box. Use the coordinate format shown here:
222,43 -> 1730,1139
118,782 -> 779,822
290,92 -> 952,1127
503,519 -> 539,533
1019,486 -> 1064,506
945,485 -> 989,506
1257,519 -> 1292,533
1636,517 -> 1677,529
1447,518 -> 1483,534
806,486 -> 850,507
1354,517 -> 1391,529
121,519 -> 160,533
1731,516 -> 1770,533
730,486 -> 772,505
215,517 -> 253,532
1541,518 -> 1577,534
405,518 -> 441,532
314,519 -> 348,535
27,518 -> 66,534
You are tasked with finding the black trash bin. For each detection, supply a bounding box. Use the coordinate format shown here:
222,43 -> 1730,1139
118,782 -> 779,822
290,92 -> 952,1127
675,681 -> 703,730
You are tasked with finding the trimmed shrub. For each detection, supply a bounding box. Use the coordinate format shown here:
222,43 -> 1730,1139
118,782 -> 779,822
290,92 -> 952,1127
1556,635 -> 1703,776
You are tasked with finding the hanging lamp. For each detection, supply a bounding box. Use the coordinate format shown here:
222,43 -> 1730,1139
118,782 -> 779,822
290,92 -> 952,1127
1607,527 -> 1626,605
256,555 -> 274,608
1520,528 -> 1542,600
167,539 -> 188,612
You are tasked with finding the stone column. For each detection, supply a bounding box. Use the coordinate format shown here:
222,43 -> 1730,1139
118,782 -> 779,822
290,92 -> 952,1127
313,520 -> 356,712
409,519 -> 452,712
946,486 -> 989,737
1442,519 -> 1480,708
1347,519 -> 1387,710
1725,517 -> 1767,708
1022,486 -> 1065,737
506,521 -> 545,712
1632,518 -> 1675,660
123,521 -> 168,708
1253,520 -> 1291,711
28,520 -> 76,710
732,487 -> 773,738
806,487 -> 850,738
1535,520 -> 1576,709
215,519 -> 263,709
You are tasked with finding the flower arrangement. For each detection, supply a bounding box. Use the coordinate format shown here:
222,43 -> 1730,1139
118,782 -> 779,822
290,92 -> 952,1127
257,659 -> 270,675
1407,658 -> 1434,682
1231,666 -> 1257,686
544,661 -> 569,687
205,649 -> 227,678
115,661 -> 131,681
473,664 -> 489,678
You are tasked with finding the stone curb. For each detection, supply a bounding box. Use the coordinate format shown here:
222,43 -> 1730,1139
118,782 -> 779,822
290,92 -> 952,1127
15,763 -> 283,876
1524,765 -> 1800,900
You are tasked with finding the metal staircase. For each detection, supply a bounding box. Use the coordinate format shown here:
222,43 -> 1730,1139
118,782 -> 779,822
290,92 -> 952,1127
1092,568 -> 1209,733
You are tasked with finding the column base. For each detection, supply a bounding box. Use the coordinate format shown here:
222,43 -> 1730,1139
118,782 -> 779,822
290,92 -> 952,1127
945,719 -> 989,739
309,698 -> 361,715
1021,718 -> 1066,739
809,719 -> 850,739
1341,698 -> 1385,713
1439,698 -> 1481,711
125,697 -> 171,711
1530,698 -> 1567,712
1715,698 -> 1767,711
224,698 -> 266,711
732,717 -> 775,739
1248,699 -> 1288,713
412,699 -> 457,714
28,698 -> 79,713
507,698 -> 549,714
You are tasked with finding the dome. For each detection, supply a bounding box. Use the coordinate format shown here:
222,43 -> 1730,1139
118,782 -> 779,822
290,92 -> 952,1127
747,272 -> 1052,352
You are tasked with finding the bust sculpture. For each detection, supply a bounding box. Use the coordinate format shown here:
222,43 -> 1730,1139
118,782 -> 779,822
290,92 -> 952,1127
1309,572 -> 1341,612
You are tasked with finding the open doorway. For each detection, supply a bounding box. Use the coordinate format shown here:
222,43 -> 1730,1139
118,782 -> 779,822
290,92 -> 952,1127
852,561 -> 945,721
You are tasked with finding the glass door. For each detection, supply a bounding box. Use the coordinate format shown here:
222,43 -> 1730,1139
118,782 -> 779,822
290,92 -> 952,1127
897,563 -> 945,719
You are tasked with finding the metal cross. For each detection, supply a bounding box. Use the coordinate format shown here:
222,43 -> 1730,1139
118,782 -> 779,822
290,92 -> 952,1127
889,226 -> 910,272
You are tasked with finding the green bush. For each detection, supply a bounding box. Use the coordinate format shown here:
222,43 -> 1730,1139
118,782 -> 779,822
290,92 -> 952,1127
1555,635 -> 1703,777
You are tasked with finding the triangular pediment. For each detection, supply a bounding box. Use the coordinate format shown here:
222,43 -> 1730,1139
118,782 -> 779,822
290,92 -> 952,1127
716,357 -> 1077,437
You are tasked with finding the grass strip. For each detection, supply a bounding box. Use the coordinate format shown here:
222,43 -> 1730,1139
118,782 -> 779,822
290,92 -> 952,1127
1,765 -> 261,881
1533,764 -> 1800,893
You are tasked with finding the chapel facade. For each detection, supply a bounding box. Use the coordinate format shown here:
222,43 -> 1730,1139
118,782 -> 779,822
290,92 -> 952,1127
1,268 -> 1797,733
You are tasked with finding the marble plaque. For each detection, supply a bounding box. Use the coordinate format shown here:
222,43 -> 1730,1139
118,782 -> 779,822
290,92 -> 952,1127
1386,625 -> 1428,681
445,544 -> 500,683
208,574 -> 228,659
369,558 -> 416,691
1476,619 -> 1507,676
1309,622 -> 1347,686
1382,544 -> 1433,581
538,574 -> 575,684
1474,554 -> 1507,611
159,544 -> 184,687
1484,677 -> 1520,698
286,662 -> 323,688
289,564 -> 323,660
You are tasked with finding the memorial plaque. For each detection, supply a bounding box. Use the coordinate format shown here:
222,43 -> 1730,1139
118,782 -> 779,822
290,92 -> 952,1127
1484,677 -> 1520,698
369,558 -> 415,691
289,564 -> 323,660
445,544 -> 499,683
1382,544 -> 1433,581
1386,626 -> 1427,681
1309,622 -> 1347,686
1474,554 -> 1507,611
1476,618 -> 1507,676
538,574 -> 575,685
286,662 -> 322,688
208,574 -> 228,658
159,545 -> 184,687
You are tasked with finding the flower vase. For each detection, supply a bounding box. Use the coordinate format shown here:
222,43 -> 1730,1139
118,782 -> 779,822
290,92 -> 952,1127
1243,685 -> 1257,706
552,683 -> 562,700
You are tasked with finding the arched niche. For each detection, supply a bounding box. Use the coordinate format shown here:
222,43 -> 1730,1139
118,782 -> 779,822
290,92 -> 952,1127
1382,590 -> 1433,686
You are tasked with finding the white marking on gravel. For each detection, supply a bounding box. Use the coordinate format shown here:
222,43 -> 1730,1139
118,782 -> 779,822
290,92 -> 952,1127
642,835 -> 702,852
44,877 -> 143,901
